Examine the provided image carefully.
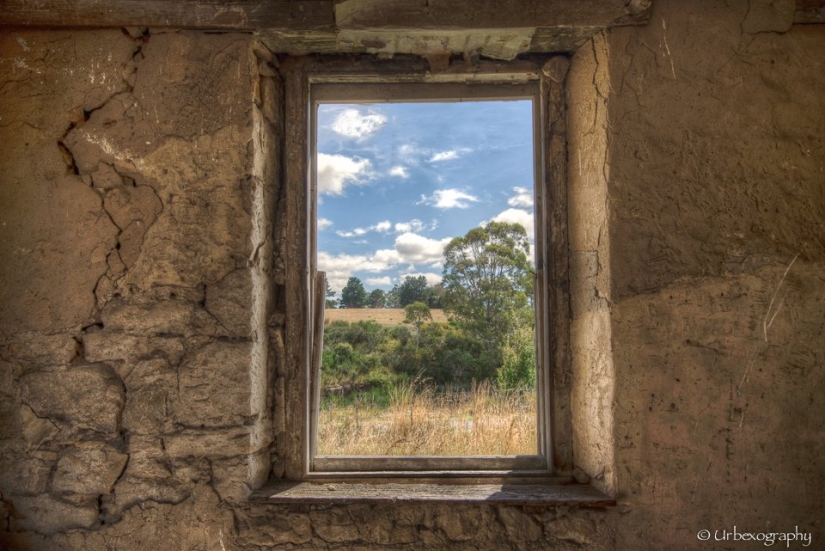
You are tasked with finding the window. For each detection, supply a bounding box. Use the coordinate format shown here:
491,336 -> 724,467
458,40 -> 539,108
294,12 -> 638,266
279,56 -> 573,486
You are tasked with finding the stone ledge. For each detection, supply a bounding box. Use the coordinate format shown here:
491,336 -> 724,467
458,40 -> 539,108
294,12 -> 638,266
251,482 -> 615,507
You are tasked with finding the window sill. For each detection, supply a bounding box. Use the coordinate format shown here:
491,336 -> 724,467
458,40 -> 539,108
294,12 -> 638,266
250,481 -> 615,507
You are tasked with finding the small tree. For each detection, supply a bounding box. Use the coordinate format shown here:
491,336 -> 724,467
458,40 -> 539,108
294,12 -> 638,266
340,277 -> 367,308
403,301 -> 432,330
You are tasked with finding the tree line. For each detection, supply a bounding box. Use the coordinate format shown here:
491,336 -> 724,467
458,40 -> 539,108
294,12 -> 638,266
322,221 -> 536,391
329,274 -> 444,310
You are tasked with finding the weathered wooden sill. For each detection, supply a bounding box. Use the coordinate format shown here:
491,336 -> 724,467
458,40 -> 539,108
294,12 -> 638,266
251,482 -> 615,507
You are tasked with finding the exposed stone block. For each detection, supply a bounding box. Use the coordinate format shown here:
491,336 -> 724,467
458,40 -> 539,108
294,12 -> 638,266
51,442 -> 128,496
3,333 -> 79,367
205,269 -> 255,337
172,341 -> 253,427
12,494 -> 99,535
101,299 -> 217,337
20,405 -> 60,448
210,449 -> 267,503
122,382 -> 171,435
310,507 -> 360,543
103,185 -> 163,269
162,426 -> 254,459
0,455 -> 52,496
20,364 -> 125,435
84,331 -> 185,366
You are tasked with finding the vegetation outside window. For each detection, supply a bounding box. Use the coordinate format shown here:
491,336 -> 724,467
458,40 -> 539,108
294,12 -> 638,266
281,56 -> 570,482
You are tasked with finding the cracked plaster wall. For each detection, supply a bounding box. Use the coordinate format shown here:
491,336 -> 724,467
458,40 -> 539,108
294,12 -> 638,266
0,0 -> 824,549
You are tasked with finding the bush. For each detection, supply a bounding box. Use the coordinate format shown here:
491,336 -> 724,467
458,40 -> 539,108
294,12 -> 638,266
496,327 -> 536,390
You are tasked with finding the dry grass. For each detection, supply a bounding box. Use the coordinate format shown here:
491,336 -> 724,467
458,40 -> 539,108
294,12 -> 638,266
325,308 -> 450,326
317,381 -> 536,456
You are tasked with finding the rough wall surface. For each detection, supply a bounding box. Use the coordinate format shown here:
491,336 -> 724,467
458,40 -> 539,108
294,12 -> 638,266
0,0 -> 824,549
603,0 -> 825,548
0,29 -> 278,549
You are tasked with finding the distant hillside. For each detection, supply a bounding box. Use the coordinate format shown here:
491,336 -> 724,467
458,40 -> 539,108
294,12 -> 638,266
324,308 -> 450,326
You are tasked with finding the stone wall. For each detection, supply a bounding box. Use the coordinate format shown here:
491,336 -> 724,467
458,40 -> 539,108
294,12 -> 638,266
0,28 -> 279,548
0,0 -> 823,549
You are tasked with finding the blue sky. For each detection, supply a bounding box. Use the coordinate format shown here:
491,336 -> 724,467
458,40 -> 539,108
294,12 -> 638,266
316,100 -> 535,294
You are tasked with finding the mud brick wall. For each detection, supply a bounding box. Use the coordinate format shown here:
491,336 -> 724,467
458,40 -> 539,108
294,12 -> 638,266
1,0 -> 824,549
0,29 -> 280,547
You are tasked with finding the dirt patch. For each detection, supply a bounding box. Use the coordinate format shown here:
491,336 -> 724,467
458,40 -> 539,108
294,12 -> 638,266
324,308 -> 450,326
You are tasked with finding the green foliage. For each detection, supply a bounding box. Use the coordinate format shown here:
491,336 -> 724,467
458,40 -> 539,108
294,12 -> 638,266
497,327 -> 537,390
367,288 -> 386,308
403,301 -> 432,328
398,275 -> 429,306
442,221 -> 533,350
340,277 -> 367,308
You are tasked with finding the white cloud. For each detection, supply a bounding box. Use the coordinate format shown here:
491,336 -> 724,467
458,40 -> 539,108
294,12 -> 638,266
390,166 -> 409,178
373,220 -> 392,233
335,227 -> 368,238
331,108 -> 386,139
429,150 -> 460,162
394,219 -> 425,233
366,276 -> 392,287
336,220 -> 391,238
318,232 -> 451,291
491,208 -> 535,240
394,232 -> 452,264
507,186 -> 533,208
317,153 -> 371,195
420,189 -> 479,209
317,217 -> 333,230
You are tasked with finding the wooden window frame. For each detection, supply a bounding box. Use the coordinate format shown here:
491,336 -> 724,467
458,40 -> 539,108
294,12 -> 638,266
280,55 -> 572,484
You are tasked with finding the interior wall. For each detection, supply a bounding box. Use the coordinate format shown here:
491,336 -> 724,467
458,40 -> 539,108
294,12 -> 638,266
0,0 -> 823,549
602,0 -> 825,548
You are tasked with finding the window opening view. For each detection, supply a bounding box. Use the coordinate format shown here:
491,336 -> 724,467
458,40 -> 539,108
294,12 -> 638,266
315,96 -> 537,458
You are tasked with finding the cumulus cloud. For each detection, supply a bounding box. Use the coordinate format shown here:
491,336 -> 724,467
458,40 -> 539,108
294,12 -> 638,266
419,189 -> 479,209
507,186 -> 533,208
366,276 -> 392,287
317,153 -> 371,195
317,232 -> 451,291
373,220 -> 392,233
394,219 -> 425,233
317,217 -> 333,230
390,166 -> 410,178
394,232 -> 452,264
318,250 -> 398,292
331,108 -> 387,139
491,208 -> 535,240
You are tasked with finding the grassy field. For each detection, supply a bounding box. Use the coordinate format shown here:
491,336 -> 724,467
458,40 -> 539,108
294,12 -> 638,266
325,307 -> 450,326
317,382 -> 536,456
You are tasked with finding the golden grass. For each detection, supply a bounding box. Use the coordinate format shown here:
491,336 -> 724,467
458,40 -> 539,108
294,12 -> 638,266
325,308 -> 450,326
317,381 -> 536,456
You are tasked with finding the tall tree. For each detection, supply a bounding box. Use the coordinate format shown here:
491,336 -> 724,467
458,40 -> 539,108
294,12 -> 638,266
367,288 -> 386,308
340,277 -> 367,308
398,275 -> 429,307
442,221 -> 533,349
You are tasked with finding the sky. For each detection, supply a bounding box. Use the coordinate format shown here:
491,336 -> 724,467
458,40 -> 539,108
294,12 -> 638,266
316,99 -> 535,294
